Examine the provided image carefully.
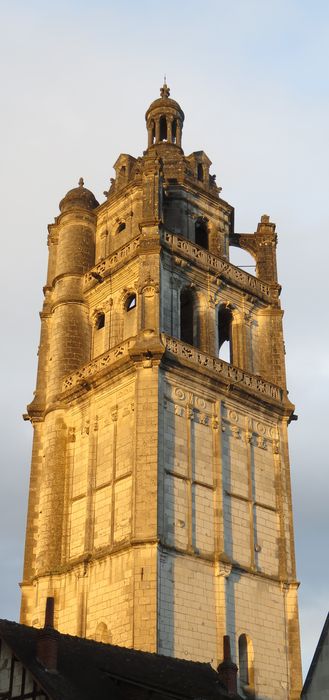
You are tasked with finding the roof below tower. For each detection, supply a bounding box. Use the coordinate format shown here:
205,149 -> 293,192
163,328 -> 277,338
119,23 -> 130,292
0,619 -> 242,700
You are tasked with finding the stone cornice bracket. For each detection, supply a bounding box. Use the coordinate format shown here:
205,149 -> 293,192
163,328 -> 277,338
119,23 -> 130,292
215,558 -> 232,578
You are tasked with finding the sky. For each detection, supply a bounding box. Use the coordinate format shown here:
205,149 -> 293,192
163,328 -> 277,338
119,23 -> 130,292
0,0 -> 328,680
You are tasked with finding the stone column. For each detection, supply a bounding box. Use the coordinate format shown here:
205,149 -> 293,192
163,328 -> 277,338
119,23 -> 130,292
147,123 -> 153,148
155,119 -> 160,143
231,310 -> 247,369
176,121 -> 182,147
167,116 -> 173,143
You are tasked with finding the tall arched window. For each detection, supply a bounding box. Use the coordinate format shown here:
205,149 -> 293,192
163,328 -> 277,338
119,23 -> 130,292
238,634 -> 254,693
95,312 -> 105,330
180,289 -> 194,346
195,218 -> 208,249
159,115 -> 167,141
123,292 -> 137,340
218,305 -> 233,363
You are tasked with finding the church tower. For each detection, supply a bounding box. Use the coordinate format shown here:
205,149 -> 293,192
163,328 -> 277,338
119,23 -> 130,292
21,84 -> 302,700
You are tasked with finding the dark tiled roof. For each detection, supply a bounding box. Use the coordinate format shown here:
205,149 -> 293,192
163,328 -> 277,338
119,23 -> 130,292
302,612 -> 329,697
0,620 -> 241,700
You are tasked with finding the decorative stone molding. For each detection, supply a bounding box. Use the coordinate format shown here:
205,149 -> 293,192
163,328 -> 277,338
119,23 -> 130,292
84,237 -> 141,290
62,338 -> 135,390
162,334 -> 285,404
215,560 -> 232,578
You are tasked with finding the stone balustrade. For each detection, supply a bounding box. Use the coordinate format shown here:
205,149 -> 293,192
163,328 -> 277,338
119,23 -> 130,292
62,338 -> 134,390
162,334 -> 285,403
161,230 -> 280,303
62,333 -> 285,404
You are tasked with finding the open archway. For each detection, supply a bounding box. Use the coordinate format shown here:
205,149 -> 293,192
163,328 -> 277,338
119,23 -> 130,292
218,304 -> 233,363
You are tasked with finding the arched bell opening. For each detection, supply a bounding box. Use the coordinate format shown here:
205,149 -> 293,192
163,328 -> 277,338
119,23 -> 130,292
218,305 -> 233,363
195,218 -> 209,250
159,115 -> 168,141
172,119 -> 177,144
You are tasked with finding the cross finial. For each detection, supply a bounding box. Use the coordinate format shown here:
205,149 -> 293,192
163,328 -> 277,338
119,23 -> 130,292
160,79 -> 170,98
78,177 -> 84,187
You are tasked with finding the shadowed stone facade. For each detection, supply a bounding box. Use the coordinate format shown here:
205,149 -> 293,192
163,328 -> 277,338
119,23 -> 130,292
21,83 -> 302,700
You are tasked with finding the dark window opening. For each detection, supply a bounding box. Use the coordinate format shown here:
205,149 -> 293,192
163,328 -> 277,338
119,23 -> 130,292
151,122 -> 155,143
197,163 -> 204,181
218,306 -> 233,362
159,115 -> 167,141
195,218 -> 208,249
96,312 -> 105,330
180,289 -> 194,346
126,294 -> 136,311
172,119 -> 177,143
120,166 -> 126,177
117,221 -> 126,233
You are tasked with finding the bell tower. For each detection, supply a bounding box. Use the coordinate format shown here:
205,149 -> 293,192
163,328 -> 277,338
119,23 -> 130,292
21,83 -> 302,700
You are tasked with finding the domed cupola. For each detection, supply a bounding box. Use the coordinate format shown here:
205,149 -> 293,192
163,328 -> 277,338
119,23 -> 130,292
59,177 -> 99,214
145,81 -> 185,149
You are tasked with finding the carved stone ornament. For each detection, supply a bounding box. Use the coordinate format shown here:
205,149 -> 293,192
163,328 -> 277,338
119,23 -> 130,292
174,405 -> 184,417
231,425 -> 240,439
215,561 -> 232,578
272,439 -> 280,454
257,436 -> 267,450
199,412 -> 208,425
68,427 -> 76,442
111,406 -> 118,422
175,387 -> 186,401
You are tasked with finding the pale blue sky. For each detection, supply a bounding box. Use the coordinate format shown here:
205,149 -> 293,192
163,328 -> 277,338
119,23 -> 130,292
0,0 -> 328,680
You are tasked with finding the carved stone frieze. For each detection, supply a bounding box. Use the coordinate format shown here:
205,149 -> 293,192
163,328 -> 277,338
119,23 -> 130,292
84,236 -> 141,290
162,335 -> 285,404
62,338 -> 135,391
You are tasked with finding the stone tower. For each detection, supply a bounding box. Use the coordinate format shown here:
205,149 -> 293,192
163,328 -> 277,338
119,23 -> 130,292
21,84 -> 302,700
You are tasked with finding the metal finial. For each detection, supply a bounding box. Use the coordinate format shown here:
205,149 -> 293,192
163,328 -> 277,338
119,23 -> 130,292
78,177 -> 84,187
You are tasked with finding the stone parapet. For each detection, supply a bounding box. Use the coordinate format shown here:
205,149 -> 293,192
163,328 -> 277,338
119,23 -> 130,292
60,333 -> 291,412
62,337 -> 136,392
162,230 -> 280,303
162,335 -> 289,408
